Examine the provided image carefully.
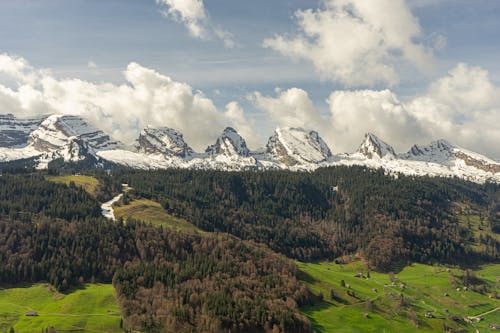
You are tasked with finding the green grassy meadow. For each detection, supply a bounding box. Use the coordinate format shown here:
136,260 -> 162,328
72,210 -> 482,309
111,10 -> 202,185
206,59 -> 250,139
114,198 -> 201,233
45,175 -> 100,196
298,260 -> 499,333
0,283 -> 121,333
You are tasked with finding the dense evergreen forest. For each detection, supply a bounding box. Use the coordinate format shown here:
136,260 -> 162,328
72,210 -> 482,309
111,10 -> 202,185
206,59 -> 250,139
0,166 -> 498,332
118,167 -> 499,270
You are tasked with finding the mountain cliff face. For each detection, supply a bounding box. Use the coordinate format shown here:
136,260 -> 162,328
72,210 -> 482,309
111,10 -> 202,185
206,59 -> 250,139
28,115 -> 121,152
266,127 -> 332,166
0,114 -> 47,147
356,133 -> 396,159
136,126 -> 194,158
206,127 -> 250,157
1,113 -> 499,183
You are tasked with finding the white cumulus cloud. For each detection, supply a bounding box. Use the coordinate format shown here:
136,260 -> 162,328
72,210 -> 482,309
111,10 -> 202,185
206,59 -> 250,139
156,0 -> 234,48
263,0 -> 434,87
0,53 -> 255,151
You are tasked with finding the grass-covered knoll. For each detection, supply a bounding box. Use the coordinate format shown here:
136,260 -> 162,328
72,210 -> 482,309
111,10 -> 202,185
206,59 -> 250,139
45,174 -> 100,196
298,260 -> 499,333
114,198 -> 201,232
0,283 -> 121,333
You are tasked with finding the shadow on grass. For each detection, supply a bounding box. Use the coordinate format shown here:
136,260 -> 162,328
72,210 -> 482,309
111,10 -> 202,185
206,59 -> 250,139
296,269 -> 318,284
301,301 -> 334,333
0,281 -> 91,296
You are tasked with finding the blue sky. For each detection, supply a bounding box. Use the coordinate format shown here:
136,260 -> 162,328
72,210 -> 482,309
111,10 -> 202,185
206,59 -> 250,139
0,0 -> 499,157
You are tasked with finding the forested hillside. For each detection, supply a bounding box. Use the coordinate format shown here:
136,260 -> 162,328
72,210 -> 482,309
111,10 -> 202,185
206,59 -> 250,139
119,166 -> 499,271
0,173 -> 312,332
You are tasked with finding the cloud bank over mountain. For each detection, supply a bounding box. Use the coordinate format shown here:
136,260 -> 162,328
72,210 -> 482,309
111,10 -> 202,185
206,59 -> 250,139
1,53 -> 499,158
0,53 -> 248,150
251,63 -> 500,158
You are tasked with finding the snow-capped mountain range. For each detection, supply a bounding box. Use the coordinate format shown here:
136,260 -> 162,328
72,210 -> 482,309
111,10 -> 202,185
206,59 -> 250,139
0,114 -> 499,183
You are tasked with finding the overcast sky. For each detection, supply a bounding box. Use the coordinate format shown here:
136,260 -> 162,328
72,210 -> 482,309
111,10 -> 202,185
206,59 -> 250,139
0,0 -> 499,158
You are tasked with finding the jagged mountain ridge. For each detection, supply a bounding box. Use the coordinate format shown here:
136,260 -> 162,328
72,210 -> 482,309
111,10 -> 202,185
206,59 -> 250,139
403,139 -> 500,174
0,113 -> 499,183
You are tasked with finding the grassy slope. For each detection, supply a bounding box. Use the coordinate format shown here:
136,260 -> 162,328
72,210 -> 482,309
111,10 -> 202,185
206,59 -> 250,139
114,198 -> 201,233
0,284 -> 121,333
298,260 -> 499,333
45,175 -> 100,196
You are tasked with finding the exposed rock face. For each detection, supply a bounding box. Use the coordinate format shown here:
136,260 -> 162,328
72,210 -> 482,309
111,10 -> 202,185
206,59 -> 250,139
136,126 -> 194,158
0,114 -> 47,147
357,133 -> 396,159
206,127 -> 250,157
266,127 -> 332,166
28,115 -> 121,152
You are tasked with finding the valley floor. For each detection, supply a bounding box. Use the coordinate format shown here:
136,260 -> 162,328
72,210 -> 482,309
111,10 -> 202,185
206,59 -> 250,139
298,261 -> 499,333
0,284 -> 121,333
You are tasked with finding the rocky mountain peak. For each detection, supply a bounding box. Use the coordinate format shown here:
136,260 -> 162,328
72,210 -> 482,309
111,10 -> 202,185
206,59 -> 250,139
205,127 -> 250,157
266,127 -> 332,166
136,126 -> 194,158
357,133 -> 396,159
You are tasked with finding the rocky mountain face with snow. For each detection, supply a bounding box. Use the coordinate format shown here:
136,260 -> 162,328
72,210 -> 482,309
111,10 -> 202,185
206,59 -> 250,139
0,114 -> 48,148
0,114 -> 118,168
0,113 -> 499,183
206,127 -> 250,157
136,126 -> 194,158
266,127 -> 332,166
356,133 -> 396,159
29,115 -> 122,152
403,139 -> 500,174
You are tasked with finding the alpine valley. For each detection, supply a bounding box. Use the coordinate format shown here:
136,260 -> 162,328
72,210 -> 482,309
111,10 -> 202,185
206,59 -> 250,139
1,113 -> 499,333
1,113 -> 499,184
